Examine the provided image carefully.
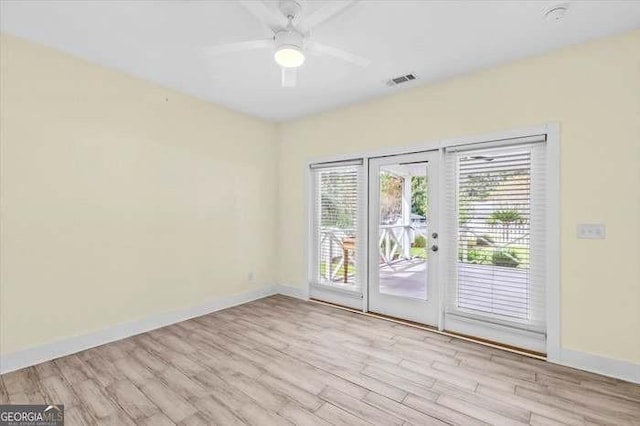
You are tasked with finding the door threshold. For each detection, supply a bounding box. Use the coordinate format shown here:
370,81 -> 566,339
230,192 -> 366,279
310,298 -> 546,361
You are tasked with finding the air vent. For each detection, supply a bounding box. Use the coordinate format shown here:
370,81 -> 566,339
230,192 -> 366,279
386,73 -> 417,87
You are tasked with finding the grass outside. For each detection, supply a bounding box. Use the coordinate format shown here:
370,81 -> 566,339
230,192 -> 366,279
410,247 -> 427,259
462,243 -> 530,268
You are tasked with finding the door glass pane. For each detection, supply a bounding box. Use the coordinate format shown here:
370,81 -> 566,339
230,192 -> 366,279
378,162 -> 428,299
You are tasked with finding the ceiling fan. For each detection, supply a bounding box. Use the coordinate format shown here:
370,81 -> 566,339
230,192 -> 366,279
204,0 -> 371,88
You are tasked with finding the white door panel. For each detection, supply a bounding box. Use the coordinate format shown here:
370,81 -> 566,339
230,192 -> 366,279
368,151 -> 440,326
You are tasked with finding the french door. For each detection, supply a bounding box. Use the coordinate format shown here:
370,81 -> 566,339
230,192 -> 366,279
309,132 -> 551,353
368,151 -> 440,326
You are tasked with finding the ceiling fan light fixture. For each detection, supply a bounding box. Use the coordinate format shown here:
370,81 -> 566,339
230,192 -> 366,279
274,29 -> 305,68
274,46 -> 305,68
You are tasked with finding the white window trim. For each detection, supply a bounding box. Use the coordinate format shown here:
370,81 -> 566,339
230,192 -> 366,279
305,123 -> 560,360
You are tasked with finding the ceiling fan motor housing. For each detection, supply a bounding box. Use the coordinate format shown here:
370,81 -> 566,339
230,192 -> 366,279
274,28 -> 304,51
274,28 -> 305,68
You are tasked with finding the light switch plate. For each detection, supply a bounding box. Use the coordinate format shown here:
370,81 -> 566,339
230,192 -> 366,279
577,223 -> 606,239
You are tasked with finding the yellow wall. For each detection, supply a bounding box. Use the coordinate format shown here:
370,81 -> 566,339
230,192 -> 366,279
278,30 -> 640,364
2,30 -> 639,366
0,35 -> 278,355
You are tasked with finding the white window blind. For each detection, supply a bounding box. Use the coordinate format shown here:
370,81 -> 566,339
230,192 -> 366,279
311,161 -> 364,289
444,141 -> 547,336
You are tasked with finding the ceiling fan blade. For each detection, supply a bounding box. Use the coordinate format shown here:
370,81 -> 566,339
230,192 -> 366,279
297,0 -> 359,33
203,39 -> 273,56
238,0 -> 288,32
281,67 -> 297,88
306,41 -> 370,67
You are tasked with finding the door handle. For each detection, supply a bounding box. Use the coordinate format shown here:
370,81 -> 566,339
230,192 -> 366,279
431,245 -> 439,252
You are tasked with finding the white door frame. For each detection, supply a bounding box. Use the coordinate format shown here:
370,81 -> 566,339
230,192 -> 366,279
305,123 -> 560,361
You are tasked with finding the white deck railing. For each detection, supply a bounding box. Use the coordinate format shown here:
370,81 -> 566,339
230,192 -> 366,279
319,228 -> 354,282
320,224 -> 429,282
379,224 -> 428,265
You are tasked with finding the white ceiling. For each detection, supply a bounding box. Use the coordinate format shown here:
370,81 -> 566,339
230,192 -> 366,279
2,0 -> 640,121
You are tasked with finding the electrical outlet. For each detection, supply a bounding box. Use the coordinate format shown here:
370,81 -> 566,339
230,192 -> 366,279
248,272 -> 254,282
577,223 -> 605,239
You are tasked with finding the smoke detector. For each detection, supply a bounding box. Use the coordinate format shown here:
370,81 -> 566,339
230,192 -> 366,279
544,4 -> 569,22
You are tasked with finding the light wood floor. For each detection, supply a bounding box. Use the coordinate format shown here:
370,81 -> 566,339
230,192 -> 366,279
1,295 -> 639,425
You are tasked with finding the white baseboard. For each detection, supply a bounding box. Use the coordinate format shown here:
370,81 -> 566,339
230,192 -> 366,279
0,285 -> 277,375
276,284 -> 309,300
4,284 -> 637,385
555,349 -> 640,384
